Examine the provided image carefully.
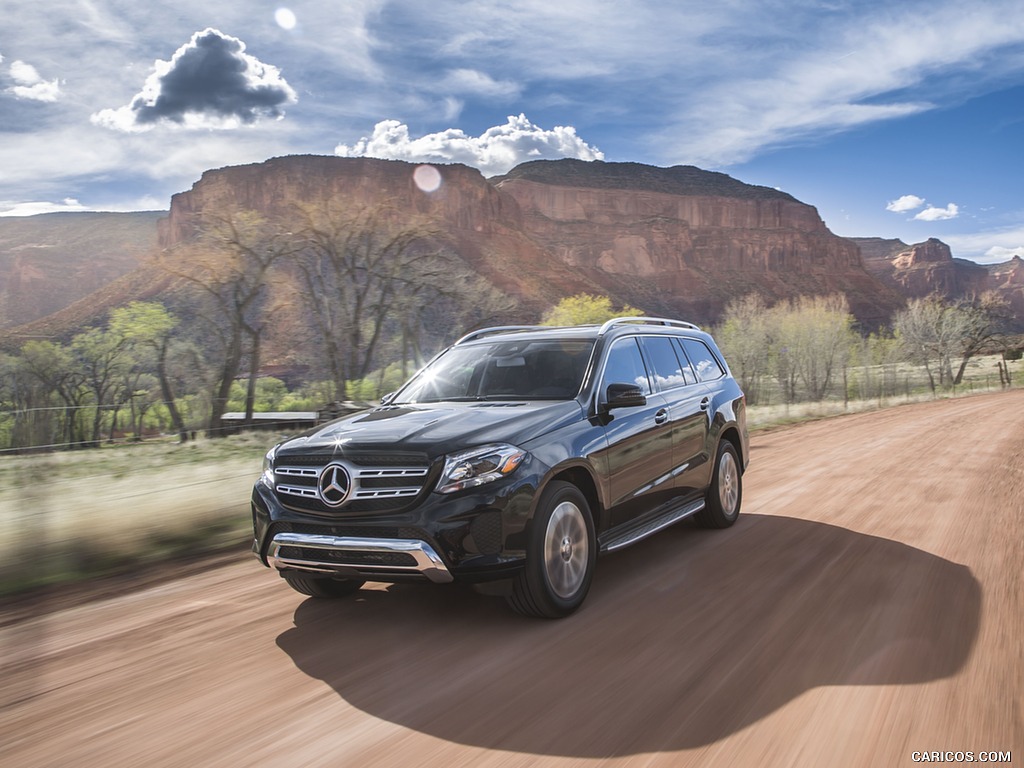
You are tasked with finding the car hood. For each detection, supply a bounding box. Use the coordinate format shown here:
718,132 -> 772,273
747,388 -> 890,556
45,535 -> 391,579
275,400 -> 585,460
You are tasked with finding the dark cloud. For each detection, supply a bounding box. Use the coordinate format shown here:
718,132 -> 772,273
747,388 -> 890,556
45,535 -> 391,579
93,29 -> 296,131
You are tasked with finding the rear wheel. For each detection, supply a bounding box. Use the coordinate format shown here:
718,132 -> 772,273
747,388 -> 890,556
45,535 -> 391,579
507,481 -> 596,618
698,440 -> 742,529
283,573 -> 365,598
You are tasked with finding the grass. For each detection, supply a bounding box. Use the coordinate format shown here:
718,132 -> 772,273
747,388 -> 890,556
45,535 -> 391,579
0,431 -> 280,597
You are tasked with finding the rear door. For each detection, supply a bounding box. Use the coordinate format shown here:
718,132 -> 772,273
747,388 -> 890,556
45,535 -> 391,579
675,336 -> 730,489
639,335 -> 712,497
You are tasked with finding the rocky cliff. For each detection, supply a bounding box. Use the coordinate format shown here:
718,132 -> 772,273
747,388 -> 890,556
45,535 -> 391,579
10,156 -> 1021,346
160,156 -> 906,325
0,211 -> 162,329
855,237 -> 989,299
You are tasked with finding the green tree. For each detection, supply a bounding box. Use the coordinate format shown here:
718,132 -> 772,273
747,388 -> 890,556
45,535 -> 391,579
71,327 -> 132,445
109,302 -> 190,441
540,294 -> 643,326
20,340 -> 89,448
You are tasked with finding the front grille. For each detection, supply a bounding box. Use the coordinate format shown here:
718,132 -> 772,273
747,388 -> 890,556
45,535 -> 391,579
272,453 -> 431,515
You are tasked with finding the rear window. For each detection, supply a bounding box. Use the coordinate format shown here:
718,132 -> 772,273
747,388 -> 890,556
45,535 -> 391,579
677,338 -> 725,382
641,336 -> 696,390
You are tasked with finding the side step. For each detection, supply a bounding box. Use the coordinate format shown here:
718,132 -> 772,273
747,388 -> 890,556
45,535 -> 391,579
599,498 -> 705,553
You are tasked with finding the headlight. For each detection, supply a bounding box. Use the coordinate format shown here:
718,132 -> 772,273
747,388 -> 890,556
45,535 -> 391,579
436,443 -> 527,494
261,444 -> 278,486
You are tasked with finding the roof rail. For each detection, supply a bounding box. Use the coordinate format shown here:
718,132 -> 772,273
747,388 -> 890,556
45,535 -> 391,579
597,316 -> 701,335
454,325 -> 550,345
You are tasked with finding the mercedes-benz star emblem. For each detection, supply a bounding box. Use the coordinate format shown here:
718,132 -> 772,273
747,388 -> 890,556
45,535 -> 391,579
317,463 -> 351,507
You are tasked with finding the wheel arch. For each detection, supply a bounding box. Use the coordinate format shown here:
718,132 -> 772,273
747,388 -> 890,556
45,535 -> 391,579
717,425 -> 746,473
538,464 -> 603,533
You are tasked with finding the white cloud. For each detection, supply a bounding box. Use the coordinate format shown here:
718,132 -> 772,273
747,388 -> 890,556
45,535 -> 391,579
7,59 -> 61,102
984,245 -> 1024,262
440,69 -> 521,99
659,2 -> 1024,166
945,226 -> 1024,264
335,114 -> 604,176
887,194 -> 926,213
0,198 -> 87,217
91,28 -> 297,132
914,203 -> 959,221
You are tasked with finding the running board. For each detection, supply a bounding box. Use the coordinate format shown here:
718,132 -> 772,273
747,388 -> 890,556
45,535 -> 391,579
599,499 -> 705,553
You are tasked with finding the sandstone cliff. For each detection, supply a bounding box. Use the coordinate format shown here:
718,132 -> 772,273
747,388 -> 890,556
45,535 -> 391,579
10,157 -> 1020,347
160,156 -> 906,325
855,237 -> 989,300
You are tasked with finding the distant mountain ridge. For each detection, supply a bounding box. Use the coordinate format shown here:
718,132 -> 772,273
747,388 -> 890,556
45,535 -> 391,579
2,156 -> 1022,350
0,211 -> 163,331
495,159 -> 800,201
853,236 -> 1024,319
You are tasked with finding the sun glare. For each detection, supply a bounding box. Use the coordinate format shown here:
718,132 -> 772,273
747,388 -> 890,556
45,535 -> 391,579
275,8 -> 297,30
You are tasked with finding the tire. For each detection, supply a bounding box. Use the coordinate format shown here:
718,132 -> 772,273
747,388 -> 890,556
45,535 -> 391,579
283,573 -> 365,598
697,439 -> 742,529
507,481 -> 596,619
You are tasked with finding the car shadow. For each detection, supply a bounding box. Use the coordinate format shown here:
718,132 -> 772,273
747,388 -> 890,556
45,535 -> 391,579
275,514 -> 980,757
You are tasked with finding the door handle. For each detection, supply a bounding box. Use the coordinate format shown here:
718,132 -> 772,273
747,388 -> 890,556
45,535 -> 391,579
699,397 -> 710,411
654,408 -> 669,425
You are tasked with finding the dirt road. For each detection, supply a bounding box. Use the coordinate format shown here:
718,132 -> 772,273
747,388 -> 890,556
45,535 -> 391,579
2,391 -> 1021,767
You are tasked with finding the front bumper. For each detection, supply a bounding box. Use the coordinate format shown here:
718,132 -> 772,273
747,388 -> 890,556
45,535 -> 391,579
251,459 -> 542,583
266,532 -> 453,583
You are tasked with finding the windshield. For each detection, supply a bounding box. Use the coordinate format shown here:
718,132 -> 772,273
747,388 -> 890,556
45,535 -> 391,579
393,339 -> 595,403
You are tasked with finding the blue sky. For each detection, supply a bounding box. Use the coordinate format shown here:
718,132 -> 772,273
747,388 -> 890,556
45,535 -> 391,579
1,1 -> 1022,264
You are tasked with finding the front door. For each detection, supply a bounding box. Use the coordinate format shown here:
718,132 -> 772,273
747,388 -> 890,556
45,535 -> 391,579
597,336 -> 676,529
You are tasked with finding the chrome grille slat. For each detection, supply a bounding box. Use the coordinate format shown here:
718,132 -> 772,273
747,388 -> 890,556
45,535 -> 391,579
272,456 -> 430,514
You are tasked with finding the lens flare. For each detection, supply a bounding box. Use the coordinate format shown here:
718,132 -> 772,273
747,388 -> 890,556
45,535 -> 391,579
413,164 -> 442,193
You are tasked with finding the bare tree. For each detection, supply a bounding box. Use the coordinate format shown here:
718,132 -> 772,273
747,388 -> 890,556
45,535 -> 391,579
158,211 -> 292,435
293,200 -> 474,399
717,293 -> 770,405
951,292 -> 1013,385
893,295 -> 1002,392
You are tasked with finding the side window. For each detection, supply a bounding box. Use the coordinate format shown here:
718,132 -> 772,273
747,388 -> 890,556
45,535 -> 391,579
602,337 -> 651,395
678,338 -> 725,382
640,336 -> 695,390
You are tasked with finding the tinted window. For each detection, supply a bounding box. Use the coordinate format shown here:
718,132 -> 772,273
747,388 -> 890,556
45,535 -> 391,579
677,338 -> 725,382
395,339 -> 594,402
602,337 -> 651,395
641,336 -> 695,390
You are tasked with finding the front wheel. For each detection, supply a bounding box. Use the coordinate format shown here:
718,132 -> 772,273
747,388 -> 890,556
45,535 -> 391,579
507,481 -> 596,619
697,440 -> 742,529
283,573 -> 365,598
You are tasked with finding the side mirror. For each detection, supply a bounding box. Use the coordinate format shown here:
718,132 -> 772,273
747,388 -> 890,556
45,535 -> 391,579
605,382 -> 647,409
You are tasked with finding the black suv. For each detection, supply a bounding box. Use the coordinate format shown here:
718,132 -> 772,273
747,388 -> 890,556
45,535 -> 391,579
251,317 -> 748,617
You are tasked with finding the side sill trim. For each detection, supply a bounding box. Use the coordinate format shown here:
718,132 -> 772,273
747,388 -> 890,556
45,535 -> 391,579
600,498 -> 706,553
